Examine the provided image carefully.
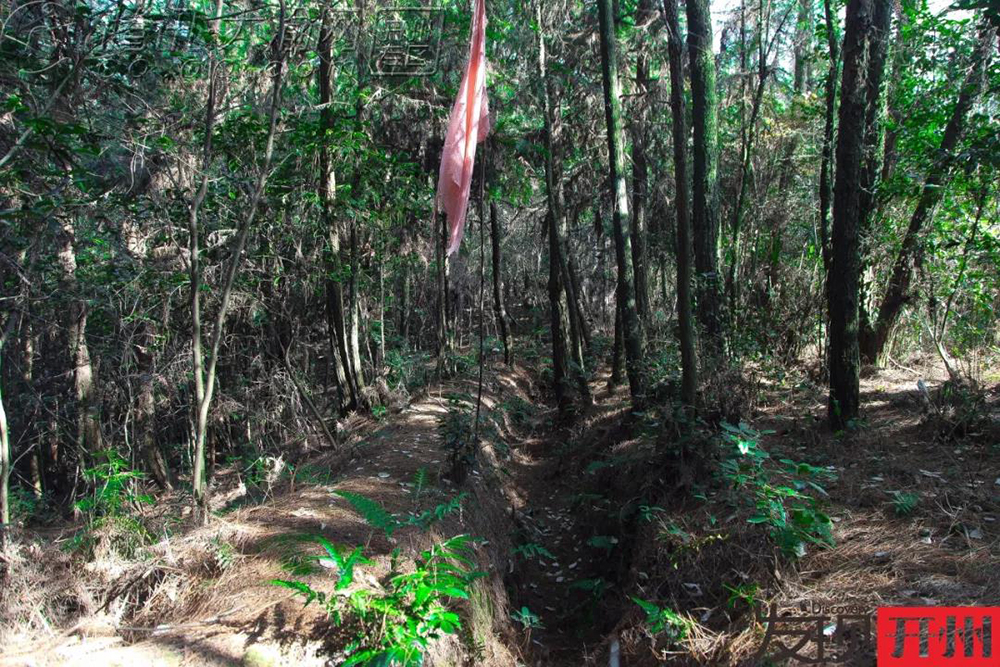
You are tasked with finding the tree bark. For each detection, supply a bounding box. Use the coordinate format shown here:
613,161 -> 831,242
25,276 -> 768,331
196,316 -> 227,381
0,315 -> 15,542
537,4 -> 574,410
829,0 -> 887,428
490,201 -> 513,365
535,3 -> 590,411
818,0 -> 839,274
686,0 -> 725,363
57,218 -> 102,458
793,0 -> 814,93
855,0 -> 893,348
318,8 -> 355,412
663,0 -> 699,405
629,0 -> 655,322
598,0 -> 646,401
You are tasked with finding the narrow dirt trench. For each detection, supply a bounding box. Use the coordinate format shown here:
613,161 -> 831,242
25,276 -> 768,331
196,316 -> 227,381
501,374 -> 632,666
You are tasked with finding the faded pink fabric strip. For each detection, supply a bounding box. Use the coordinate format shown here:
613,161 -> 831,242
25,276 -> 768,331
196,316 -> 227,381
436,0 -> 490,257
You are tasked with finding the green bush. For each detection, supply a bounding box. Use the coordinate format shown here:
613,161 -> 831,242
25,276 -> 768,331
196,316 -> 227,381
719,423 -> 834,558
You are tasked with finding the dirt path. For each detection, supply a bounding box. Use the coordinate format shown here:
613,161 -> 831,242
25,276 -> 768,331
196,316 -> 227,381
3,378 -> 524,666
501,374 -> 633,666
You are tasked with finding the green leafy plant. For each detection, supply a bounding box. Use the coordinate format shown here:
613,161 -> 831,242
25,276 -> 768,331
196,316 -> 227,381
334,489 -> 467,539
638,504 -> 666,522
335,490 -> 402,538
439,396 -> 477,480
511,542 -> 555,562
724,582 -> 760,610
891,490 -> 920,517
587,535 -> 618,552
273,534 -> 483,667
71,450 -> 154,558
569,577 -> 608,599
511,605 -> 544,630
208,536 -> 237,573
719,422 -> 834,558
408,468 -> 429,502
632,597 -> 693,642
75,450 -> 152,517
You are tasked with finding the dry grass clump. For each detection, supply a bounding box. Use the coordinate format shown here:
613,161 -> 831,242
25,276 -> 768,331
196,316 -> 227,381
0,536 -> 93,648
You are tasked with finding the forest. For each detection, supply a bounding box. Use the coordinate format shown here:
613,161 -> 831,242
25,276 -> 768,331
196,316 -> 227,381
0,0 -> 998,664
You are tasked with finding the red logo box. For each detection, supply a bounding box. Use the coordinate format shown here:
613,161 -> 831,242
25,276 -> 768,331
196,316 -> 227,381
877,607 -> 997,665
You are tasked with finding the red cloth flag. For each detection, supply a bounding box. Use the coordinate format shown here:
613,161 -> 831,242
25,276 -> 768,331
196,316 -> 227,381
436,0 -> 490,256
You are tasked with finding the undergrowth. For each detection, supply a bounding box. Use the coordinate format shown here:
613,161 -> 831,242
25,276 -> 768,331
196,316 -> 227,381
719,422 -> 835,558
70,450 -> 154,559
273,490 -> 480,666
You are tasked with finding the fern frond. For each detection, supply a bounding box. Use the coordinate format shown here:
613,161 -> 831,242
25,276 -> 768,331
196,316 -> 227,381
335,490 -> 400,537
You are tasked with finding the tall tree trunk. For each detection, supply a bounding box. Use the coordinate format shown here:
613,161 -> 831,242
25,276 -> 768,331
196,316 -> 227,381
57,218 -> 102,458
346,6 -> 370,401
0,315 -> 15,542
348,222 -> 366,398
135,320 -> 171,489
436,212 -> 449,357
725,0 -> 792,312
188,0 -> 224,521
629,0 -> 655,322
567,254 -> 593,350
686,0 -> 725,364
318,8 -> 355,412
862,25 -> 993,364
598,0 -> 646,401
190,0 -> 286,520
663,0 -> 699,405
793,0 -> 814,93
610,298 -> 625,388
536,4 -> 575,410
855,0 -> 893,349
829,0 -> 887,428
818,0 -> 839,274
490,201 -> 513,365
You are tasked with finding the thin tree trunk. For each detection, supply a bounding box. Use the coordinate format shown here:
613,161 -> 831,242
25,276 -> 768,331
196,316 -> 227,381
726,0 -> 792,309
663,0 -> 698,405
818,0 -> 839,274
610,298 -> 624,388
598,0 -> 646,400
57,218 -> 102,458
188,0 -> 225,520
0,315 -> 15,543
136,320 -> 171,490
489,201 -> 513,364
793,0 -> 814,93
862,25 -> 993,365
348,222 -> 366,399
855,0 -> 893,349
567,254 -> 593,350
191,0 -> 287,520
537,3 -> 585,409
630,0 -> 655,322
687,0 -> 725,364
318,8 -> 354,412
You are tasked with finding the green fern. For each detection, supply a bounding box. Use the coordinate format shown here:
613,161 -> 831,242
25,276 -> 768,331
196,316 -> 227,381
511,542 -> 555,561
335,490 -> 401,537
405,493 -> 466,530
410,467 -> 429,501
891,491 -> 919,517
314,536 -> 370,590
271,579 -> 326,607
